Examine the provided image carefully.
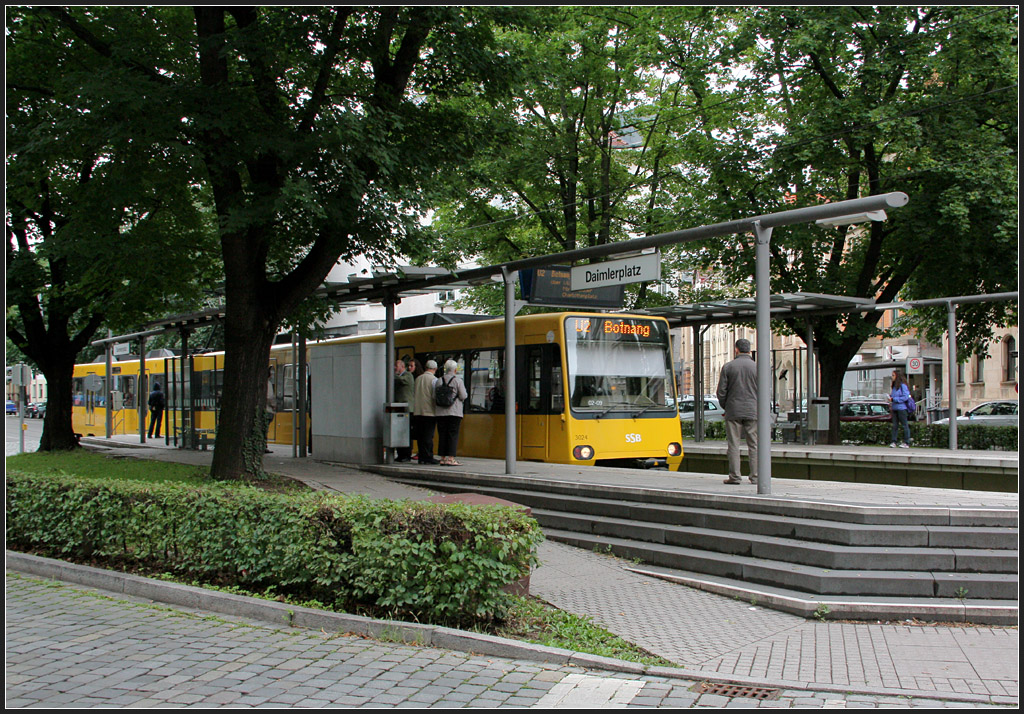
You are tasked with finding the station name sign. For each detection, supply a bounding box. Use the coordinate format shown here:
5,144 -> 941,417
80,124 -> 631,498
570,252 -> 660,291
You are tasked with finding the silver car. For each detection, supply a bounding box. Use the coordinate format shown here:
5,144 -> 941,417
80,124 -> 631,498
933,400 -> 1018,427
678,396 -> 725,422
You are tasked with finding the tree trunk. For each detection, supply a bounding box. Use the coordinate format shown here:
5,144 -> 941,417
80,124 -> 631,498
209,316 -> 277,481
37,360 -> 80,451
817,339 -> 862,445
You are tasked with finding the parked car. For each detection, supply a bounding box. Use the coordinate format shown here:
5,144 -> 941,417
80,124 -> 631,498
839,400 -> 893,422
27,402 -> 46,419
6,400 -> 17,415
840,399 -> 918,422
678,396 -> 725,422
933,400 -> 1018,428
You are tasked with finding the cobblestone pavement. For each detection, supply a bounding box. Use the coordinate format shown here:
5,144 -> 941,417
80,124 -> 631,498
5,574 -> 1009,708
533,541 -> 1019,702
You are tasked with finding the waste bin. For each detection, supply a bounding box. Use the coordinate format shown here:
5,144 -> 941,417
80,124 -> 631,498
808,398 -> 830,433
383,403 -> 410,448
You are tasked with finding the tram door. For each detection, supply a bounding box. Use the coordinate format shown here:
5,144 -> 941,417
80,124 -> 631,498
517,342 -> 564,461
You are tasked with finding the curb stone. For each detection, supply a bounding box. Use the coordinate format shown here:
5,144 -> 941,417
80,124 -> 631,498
5,550 -> 1015,707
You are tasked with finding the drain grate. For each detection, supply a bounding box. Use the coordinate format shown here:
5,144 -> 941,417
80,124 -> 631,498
691,681 -> 781,700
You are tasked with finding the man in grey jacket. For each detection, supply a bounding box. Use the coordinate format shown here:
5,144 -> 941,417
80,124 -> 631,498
716,338 -> 758,485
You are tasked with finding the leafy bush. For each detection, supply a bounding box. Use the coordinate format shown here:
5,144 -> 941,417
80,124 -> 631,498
5,470 -> 543,625
839,422 -> 1018,450
679,420 -> 726,439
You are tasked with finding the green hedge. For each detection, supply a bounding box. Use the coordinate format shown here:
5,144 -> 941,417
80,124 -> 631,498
682,418 -> 1016,451
5,471 -> 543,625
839,422 -> 1018,450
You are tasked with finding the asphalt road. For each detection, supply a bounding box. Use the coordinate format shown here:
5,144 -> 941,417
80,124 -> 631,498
5,413 -> 42,457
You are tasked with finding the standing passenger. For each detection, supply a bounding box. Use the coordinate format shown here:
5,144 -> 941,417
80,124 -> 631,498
888,369 -> 912,448
435,359 -> 468,466
147,382 -> 165,439
716,338 -> 758,485
394,358 -> 415,462
413,360 -> 440,465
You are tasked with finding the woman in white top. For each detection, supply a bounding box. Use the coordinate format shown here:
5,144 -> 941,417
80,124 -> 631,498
434,359 -> 468,466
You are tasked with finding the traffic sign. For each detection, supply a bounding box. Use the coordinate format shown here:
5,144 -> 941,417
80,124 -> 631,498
907,356 -> 924,375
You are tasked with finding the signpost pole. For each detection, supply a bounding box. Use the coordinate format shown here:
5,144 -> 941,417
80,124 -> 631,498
754,222 -> 773,495
502,268 -> 517,475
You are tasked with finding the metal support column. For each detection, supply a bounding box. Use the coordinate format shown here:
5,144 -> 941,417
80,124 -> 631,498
947,301 -> 958,450
384,297 -> 396,465
806,321 -> 816,445
139,337 -> 147,443
105,330 -> 113,439
298,333 -> 307,458
502,267 -> 517,475
754,221 -> 773,495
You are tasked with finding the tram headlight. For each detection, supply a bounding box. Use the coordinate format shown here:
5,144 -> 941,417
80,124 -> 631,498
667,442 -> 682,457
573,445 -> 595,460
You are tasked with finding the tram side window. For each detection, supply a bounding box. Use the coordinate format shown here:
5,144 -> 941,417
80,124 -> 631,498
468,349 -> 504,413
280,364 -> 296,411
113,375 -> 136,409
519,345 -> 563,415
196,370 -> 222,410
73,378 -> 84,407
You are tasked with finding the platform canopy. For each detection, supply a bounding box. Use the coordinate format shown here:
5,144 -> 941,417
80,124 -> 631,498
641,292 -> 877,328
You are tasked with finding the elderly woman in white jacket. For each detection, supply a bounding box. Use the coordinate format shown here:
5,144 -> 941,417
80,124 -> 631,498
434,359 -> 468,466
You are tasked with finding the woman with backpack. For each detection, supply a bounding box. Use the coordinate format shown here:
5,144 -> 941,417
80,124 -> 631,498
888,369 -> 913,448
434,359 -> 468,466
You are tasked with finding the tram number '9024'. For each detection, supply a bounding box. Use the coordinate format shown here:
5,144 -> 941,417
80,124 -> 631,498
625,433 -> 642,443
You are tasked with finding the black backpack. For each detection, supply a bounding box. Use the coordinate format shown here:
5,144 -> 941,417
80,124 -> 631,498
434,375 -> 457,408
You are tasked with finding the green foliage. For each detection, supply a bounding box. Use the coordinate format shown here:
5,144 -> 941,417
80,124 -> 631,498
5,470 -> 543,625
487,595 -> 675,666
5,451 -> 210,485
838,422 -> 1018,451
679,420 -> 727,440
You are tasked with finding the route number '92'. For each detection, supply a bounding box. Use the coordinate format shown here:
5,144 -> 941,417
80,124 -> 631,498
625,433 -> 642,443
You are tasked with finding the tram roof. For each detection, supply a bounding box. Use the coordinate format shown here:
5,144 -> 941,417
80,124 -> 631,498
641,292 -> 877,328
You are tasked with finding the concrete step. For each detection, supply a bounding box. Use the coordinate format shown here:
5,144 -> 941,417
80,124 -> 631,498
620,562 -> 1019,626
545,529 -> 1018,601
533,509 -> 1016,574
387,470 -> 1019,527
398,476 -> 1019,550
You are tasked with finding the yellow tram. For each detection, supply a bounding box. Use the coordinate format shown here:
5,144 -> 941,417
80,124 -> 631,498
72,312 -> 683,468
333,311 -> 683,468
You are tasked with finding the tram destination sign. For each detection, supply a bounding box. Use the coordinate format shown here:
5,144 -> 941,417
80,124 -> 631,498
570,251 -> 660,291
519,266 -> 624,308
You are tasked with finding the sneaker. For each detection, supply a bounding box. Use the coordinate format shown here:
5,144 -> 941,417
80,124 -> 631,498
723,478 -> 742,484
899,443 -> 909,449
889,443 -> 897,448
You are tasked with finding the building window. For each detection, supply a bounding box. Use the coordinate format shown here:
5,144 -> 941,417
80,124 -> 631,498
972,355 -> 985,383
1006,337 -> 1017,383
956,361 -> 965,384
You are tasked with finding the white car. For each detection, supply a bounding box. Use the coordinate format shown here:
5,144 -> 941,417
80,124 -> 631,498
678,396 -> 725,422
933,400 -> 1018,427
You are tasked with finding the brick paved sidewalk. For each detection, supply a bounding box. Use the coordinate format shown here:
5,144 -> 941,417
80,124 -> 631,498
6,573 -> 1012,708
532,540 -> 1018,702
9,430 -> 1019,706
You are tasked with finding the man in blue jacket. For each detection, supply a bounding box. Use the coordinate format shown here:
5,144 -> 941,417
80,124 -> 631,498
716,339 -> 758,485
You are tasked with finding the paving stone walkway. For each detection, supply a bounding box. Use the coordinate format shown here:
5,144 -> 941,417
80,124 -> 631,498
6,423 -> 1019,707
532,540 -> 1019,701
6,574 -> 1010,708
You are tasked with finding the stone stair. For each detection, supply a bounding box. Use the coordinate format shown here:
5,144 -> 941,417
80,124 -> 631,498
385,470 -> 1018,624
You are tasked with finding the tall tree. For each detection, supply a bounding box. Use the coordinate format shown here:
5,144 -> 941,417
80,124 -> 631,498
6,7 -> 215,450
34,6 -> 522,478
661,6 -> 1018,441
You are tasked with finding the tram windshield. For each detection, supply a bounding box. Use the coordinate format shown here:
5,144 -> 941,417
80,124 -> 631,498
564,316 -> 676,415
